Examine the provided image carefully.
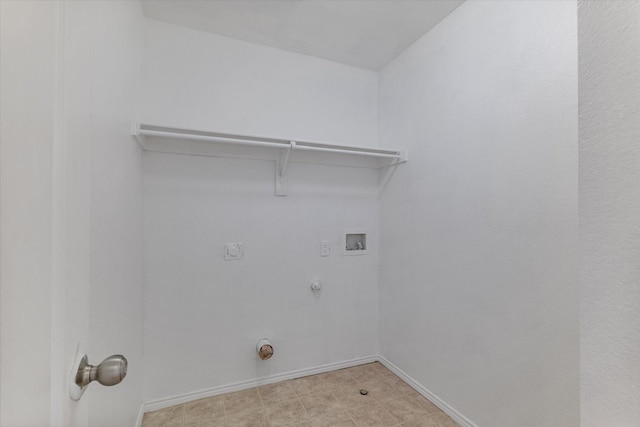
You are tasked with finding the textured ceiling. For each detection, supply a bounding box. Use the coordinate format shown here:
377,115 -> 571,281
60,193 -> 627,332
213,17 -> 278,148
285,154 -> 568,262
141,0 -> 464,70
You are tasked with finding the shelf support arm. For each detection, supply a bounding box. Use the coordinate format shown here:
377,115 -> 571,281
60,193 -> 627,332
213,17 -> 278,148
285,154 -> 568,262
131,122 -> 147,148
275,141 -> 295,196
280,141 -> 294,178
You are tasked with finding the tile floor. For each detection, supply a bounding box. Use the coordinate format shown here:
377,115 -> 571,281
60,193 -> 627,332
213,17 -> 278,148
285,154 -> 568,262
142,362 -> 459,427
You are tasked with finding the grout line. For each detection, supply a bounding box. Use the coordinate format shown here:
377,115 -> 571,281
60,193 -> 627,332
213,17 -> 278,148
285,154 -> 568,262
263,393 -> 272,427
221,398 -> 228,427
372,397 -> 402,427
256,387 -> 266,407
345,408 -> 360,427
296,396 -> 310,425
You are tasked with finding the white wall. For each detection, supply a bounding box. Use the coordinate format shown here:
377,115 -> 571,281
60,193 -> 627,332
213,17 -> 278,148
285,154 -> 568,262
11,4 -> 626,426
377,2 -> 579,426
143,154 -> 379,400
578,1 -> 640,425
143,19 -> 378,147
141,18 -> 381,401
0,2 -> 57,425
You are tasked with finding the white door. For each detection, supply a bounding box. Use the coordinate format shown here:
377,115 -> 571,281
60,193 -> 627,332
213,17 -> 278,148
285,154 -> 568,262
1,2 -> 144,426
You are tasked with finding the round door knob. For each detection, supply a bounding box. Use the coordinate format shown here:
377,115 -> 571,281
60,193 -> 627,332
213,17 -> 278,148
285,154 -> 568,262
95,355 -> 128,386
75,354 -> 128,388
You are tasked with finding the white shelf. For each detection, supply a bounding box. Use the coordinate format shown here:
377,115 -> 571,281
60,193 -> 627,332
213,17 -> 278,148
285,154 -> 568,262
132,123 -> 407,196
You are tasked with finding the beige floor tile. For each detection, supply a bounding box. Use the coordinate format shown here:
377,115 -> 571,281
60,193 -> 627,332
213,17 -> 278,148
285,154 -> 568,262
307,411 -> 357,427
318,371 -> 346,388
184,396 -> 225,424
258,381 -> 298,405
346,364 -> 383,383
288,376 -> 314,394
151,363 -> 453,427
377,395 -> 433,423
354,377 -> 402,402
223,389 -> 264,415
371,362 -> 392,374
265,399 -> 308,426
294,372 -> 342,396
331,385 -> 374,410
226,407 -> 268,427
431,411 -> 459,427
142,405 -> 184,427
410,395 -> 441,414
375,370 -> 413,391
324,369 -> 358,388
199,419 -> 229,427
400,411 -> 459,427
299,391 -> 343,417
372,372 -> 408,389
347,402 -> 399,427
389,380 -> 419,396
400,418 -> 439,427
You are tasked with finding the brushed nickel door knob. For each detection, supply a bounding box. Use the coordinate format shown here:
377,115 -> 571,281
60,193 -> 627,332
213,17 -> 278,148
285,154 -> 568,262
75,354 -> 128,388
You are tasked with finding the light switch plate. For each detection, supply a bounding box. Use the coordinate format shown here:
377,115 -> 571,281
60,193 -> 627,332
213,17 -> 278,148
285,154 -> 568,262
224,242 -> 243,260
321,241 -> 330,257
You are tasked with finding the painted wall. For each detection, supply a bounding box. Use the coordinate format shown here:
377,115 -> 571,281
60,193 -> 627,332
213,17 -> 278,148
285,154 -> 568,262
0,2 -> 57,425
143,154 -> 379,400
377,2 -> 579,426
578,1 -> 640,425
142,18 -> 378,147
141,18 -> 381,401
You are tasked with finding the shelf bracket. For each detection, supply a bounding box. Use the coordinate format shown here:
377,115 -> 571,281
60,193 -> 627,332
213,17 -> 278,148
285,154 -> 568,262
378,149 -> 408,197
131,122 -> 148,149
275,141 -> 295,196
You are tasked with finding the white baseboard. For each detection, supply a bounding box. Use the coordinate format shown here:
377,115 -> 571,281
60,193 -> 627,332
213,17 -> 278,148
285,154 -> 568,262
376,355 -> 477,427
135,354 -> 476,427
134,404 -> 145,427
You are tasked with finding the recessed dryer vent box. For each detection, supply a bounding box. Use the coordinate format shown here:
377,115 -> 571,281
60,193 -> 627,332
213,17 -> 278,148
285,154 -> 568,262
343,231 -> 368,256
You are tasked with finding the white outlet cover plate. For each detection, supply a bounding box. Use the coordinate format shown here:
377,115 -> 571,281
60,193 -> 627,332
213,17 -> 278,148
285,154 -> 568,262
321,241 -> 330,257
224,242 -> 243,260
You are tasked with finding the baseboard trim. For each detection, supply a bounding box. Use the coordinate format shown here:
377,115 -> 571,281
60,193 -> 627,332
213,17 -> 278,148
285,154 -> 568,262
136,354 -> 476,427
140,355 -> 378,415
376,355 -> 477,427
134,404 -> 145,427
